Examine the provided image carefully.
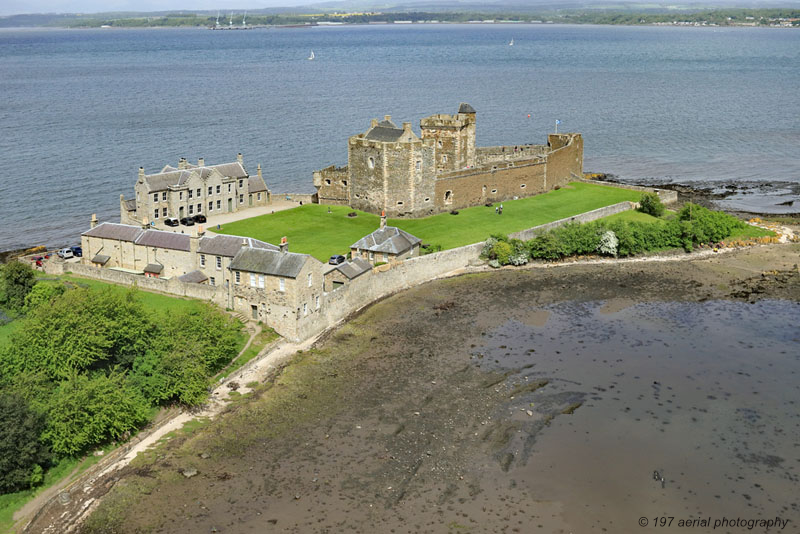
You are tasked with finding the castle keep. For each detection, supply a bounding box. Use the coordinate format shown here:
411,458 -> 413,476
313,103 -> 583,217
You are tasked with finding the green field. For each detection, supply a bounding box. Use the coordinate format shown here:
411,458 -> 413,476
220,182 -> 643,261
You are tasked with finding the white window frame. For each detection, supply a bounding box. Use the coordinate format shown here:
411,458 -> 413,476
216,256 -> 221,270
210,276 -> 215,286
200,255 -> 205,267
216,200 -> 221,210
258,275 -> 265,289
216,185 -> 221,194
154,209 -> 159,219
315,295 -> 320,309
208,186 -> 213,195
188,189 -> 193,199
162,192 -> 167,201
307,273 -> 312,287
303,302 -> 308,316
208,201 -> 213,212
250,273 -> 256,287
235,271 -> 240,284
153,193 -> 158,202
257,193 -> 262,201
162,207 -> 167,217
188,204 -> 194,214
279,278 -> 285,292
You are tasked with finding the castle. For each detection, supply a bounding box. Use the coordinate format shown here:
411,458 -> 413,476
313,103 -> 583,217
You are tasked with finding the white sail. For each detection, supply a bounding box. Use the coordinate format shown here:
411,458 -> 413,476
509,38 -> 514,46
308,50 -> 315,60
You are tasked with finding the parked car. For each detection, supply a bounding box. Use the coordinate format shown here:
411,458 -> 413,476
57,248 -> 74,259
164,217 -> 180,227
192,214 -> 207,224
179,217 -> 195,226
70,245 -> 83,257
328,255 -> 346,265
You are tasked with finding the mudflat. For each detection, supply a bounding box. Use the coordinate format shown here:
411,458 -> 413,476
70,244 -> 799,534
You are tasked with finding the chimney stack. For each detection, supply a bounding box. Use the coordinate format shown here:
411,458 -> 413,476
178,157 -> 187,170
402,122 -> 412,134
138,167 -> 145,182
198,157 -> 205,167
371,118 -> 378,128
384,115 -> 392,122
279,236 -> 288,254
90,213 -> 98,229
241,238 -> 248,248
237,153 -> 244,165
257,163 -> 262,179
380,210 -> 387,230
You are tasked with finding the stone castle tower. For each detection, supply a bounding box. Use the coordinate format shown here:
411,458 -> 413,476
419,102 -> 476,174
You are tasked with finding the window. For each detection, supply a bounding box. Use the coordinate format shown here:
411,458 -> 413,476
189,205 -> 194,214
257,193 -> 262,201
442,155 -> 447,163
188,189 -> 193,199
197,188 -> 201,197
279,278 -> 285,292
239,194 -> 244,204
216,256 -> 221,270
154,209 -> 159,219
368,157 -> 375,169
424,197 -> 430,202
369,252 -> 374,261
235,271 -> 240,284
153,193 -> 158,202
437,140 -> 442,148
208,201 -> 213,212
210,277 -> 215,286
325,179 -> 331,185
491,189 -> 498,194
307,273 -> 312,287
382,254 -> 388,262
227,184 -> 231,193
520,184 -> 526,189
162,192 -> 167,201
200,255 -> 205,267
208,186 -> 213,195
216,185 -> 221,194
303,303 -> 308,316
416,160 -> 421,171
444,190 -> 453,204
342,180 -> 347,186
238,179 -> 243,188
258,275 -> 265,288
179,192 -> 183,200
162,207 -> 167,217
197,203 -> 201,212
397,201 -> 403,206
250,273 -> 256,287
316,295 -> 320,309
216,200 -> 221,210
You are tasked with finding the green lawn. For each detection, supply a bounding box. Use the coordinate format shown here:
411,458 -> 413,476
220,182 -> 642,261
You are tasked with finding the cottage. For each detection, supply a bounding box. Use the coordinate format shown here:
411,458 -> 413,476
323,257 -> 372,291
350,214 -> 422,266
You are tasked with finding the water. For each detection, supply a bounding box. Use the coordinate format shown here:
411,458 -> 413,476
1,24 -> 798,252
476,299 -> 800,531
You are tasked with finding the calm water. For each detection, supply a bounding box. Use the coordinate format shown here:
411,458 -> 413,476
0,24 -> 798,251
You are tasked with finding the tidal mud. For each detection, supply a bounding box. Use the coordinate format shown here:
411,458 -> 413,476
67,245 -> 800,534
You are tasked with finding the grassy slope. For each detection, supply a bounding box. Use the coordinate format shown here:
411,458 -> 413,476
221,182 -> 642,261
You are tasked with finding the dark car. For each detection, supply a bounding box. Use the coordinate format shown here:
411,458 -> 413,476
164,217 -> 180,227
328,255 -> 346,265
179,217 -> 195,226
70,246 -> 83,257
192,214 -> 207,224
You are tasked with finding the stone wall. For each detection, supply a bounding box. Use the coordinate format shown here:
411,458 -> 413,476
544,134 -> 584,189
576,179 -> 678,204
509,201 -> 635,241
476,145 -> 550,165
313,166 -> 349,205
434,159 -> 547,211
67,263 -> 223,304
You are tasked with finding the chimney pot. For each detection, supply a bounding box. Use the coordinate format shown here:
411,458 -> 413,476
371,118 -> 378,128
402,122 -> 411,132
380,210 -> 387,229
257,163 -> 262,179
384,115 -> 391,122
198,157 -> 205,167
279,236 -> 288,254
90,213 -> 98,229
237,153 -> 244,165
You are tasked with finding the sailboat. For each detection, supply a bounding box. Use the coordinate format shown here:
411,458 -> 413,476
308,50 -> 315,60
509,38 -> 514,46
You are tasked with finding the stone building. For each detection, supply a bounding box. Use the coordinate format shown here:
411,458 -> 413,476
323,257 -> 372,292
120,154 -> 271,226
313,104 -> 583,217
350,214 -> 422,266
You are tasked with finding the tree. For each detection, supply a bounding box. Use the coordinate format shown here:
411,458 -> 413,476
23,282 -> 66,314
42,372 -> 149,457
0,391 -> 51,493
638,192 -> 665,217
0,261 -> 37,312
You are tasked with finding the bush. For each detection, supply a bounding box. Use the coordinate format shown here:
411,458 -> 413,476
493,241 -> 514,265
0,261 -> 37,313
0,391 -> 51,493
598,230 -> 618,256
678,203 -> 746,245
639,192 -> 665,217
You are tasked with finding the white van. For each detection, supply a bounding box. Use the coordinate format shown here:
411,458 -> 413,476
57,248 -> 74,259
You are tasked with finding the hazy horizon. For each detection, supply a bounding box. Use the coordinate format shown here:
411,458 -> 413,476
3,0 -> 800,17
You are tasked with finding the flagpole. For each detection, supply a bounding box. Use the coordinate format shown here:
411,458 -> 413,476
555,120 -> 558,134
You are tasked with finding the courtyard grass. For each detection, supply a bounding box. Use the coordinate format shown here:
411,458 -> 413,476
220,182 -> 643,261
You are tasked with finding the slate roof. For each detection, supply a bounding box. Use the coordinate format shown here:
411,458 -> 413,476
123,199 -> 137,212
144,263 -> 163,274
134,230 -> 191,252
198,234 -> 278,257
351,226 -> 422,255
230,248 -> 309,279
179,270 -> 208,284
365,124 -> 405,142
331,258 -> 372,280
248,176 -> 268,193
83,222 -> 143,242
91,254 -> 110,265
142,162 -> 247,192
458,102 -> 476,114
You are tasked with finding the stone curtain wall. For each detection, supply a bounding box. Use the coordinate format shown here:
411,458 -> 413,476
476,145 -> 550,165
509,201 -> 635,241
434,160 -> 547,211
312,166 -> 349,205
575,179 -> 678,204
544,134 -> 584,188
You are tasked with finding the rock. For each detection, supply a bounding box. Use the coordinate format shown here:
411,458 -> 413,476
58,491 -> 71,505
200,452 -> 211,459
526,410 -> 533,417
93,450 -> 104,456
182,467 -> 198,478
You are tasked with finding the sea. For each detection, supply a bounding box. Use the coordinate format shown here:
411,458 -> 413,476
0,23 -> 798,252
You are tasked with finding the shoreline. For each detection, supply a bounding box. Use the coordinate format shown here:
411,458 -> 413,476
20,241 -> 800,533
